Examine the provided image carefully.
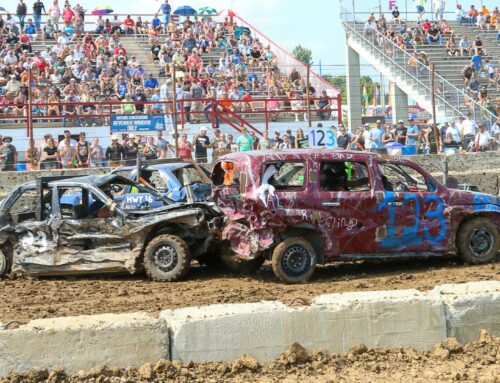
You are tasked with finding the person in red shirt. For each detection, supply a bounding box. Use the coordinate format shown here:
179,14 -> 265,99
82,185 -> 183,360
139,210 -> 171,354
123,15 -> 135,35
421,19 -> 431,31
241,90 -> 254,115
114,42 -> 127,57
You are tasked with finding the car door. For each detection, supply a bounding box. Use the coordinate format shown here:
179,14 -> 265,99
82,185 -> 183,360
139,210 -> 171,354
376,161 -> 452,253
54,185 -> 136,273
312,159 -> 381,256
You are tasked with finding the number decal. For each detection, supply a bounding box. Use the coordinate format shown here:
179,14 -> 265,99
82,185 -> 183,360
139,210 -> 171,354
317,130 -> 325,146
423,195 -> 446,242
377,193 -> 447,248
310,130 -> 316,146
325,130 -> 336,148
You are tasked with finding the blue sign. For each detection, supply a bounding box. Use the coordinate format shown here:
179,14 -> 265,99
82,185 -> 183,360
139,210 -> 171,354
111,115 -> 166,132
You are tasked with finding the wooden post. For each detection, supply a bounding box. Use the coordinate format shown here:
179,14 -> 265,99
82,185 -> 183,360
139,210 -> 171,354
27,68 -> 35,169
430,63 -> 441,153
171,66 -> 179,157
306,64 -> 312,128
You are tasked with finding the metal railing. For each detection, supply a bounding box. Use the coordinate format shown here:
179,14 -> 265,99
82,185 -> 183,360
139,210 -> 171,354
340,7 -> 498,127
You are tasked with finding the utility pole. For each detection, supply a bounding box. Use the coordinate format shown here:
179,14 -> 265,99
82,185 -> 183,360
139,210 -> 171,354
306,64 -> 312,128
27,68 -> 35,169
171,66 -> 179,156
430,63 -> 441,154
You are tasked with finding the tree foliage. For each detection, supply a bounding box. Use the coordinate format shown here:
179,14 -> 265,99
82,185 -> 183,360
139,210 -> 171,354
292,45 -> 313,66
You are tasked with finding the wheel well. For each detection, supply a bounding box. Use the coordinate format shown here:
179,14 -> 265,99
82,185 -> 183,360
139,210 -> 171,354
278,227 -> 325,264
455,213 -> 500,246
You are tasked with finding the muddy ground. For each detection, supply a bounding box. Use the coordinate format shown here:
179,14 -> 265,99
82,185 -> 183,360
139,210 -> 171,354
0,258 -> 498,323
2,331 -> 499,383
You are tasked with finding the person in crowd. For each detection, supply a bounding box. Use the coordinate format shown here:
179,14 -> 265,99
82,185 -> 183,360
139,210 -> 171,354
337,124 -> 351,149
368,120 -> 384,150
0,137 -> 18,171
143,136 -> 159,160
105,135 -> 124,167
474,123 -> 493,152
89,137 -> 104,167
75,132 -> 90,167
236,128 -> 254,152
124,133 -> 139,165
192,126 -> 211,163
178,133 -> 193,160
39,137 -> 59,169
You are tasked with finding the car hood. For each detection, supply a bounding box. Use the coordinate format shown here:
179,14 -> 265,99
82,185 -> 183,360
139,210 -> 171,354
448,190 -> 500,208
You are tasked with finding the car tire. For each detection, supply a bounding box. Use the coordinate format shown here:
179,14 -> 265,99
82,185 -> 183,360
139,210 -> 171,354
457,218 -> 499,264
271,237 -> 317,284
220,249 -> 265,274
143,234 -> 191,281
0,245 -> 12,277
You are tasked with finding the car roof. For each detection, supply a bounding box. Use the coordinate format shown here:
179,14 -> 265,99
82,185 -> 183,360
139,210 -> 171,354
48,174 -> 134,188
218,149 -> 395,162
113,163 -> 193,173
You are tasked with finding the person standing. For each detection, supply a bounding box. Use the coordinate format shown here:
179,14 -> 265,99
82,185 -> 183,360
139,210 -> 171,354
143,137 -> 159,160
89,137 -> 104,167
460,114 -> 478,150
415,0 -> 426,21
368,120 -> 384,150
395,120 -> 408,145
75,132 -> 90,168
40,137 -> 59,169
49,0 -> 61,31
16,0 -> 27,31
295,128 -> 309,149
236,128 -> 254,152
257,131 -> 272,150
406,118 -> 420,147
158,0 -> 171,33
337,125 -> 351,149
193,127 -> 211,163
0,137 -> 18,172
124,134 -> 139,165
178,134 -> 193,160
33,0 -> 47,31
105,135 -> 124,167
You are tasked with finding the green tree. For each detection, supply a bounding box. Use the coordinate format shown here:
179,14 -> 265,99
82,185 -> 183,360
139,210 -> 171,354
292,45 -> 313,66
323,75 -> 346,101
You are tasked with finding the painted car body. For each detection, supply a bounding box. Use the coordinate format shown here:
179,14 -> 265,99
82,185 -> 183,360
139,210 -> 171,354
211,149 -> 500,262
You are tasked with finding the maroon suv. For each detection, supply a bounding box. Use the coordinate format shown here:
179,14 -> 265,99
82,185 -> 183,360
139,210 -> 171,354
211,150 -> 499,283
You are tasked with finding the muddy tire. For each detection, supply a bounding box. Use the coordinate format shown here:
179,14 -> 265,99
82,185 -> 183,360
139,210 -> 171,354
143,234 -> 191,281
0,246 -> 12,277
457,218 -> 499,264
220,250 -> 265,274
271,237 -> 317,284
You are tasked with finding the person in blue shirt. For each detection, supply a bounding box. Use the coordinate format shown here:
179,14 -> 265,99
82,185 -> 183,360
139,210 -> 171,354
406,117 -> 420,146
368,120 -> 384,150
151,14 -> 161,31
158,0 -> 171,33
25,19 -> 36,36
144,73 -> 159,97
471,53 -> 482,71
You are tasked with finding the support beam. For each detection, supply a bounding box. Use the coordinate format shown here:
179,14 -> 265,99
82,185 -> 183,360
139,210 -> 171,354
390,82 -> 409,124
345,42 -> 362,130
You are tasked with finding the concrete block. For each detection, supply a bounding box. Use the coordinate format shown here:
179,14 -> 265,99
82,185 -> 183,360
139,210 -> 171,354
430,281 -> 500,344
0,312 -> 169,376
162,289 -> 446,363
313,289 -> 446,352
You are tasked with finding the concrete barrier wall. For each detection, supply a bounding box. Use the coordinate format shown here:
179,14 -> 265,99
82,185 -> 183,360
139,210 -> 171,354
0,281 -> 498,376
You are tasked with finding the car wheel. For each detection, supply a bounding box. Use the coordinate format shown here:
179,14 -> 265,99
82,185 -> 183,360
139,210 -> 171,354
143,234 -> 191,281
271,237 -> 317,284
457,218 -> 499,264
0,245 -> 12,277
220,249 -> 265,274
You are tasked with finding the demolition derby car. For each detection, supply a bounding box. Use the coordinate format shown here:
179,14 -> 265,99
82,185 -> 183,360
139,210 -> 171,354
109,159 -> 212,206
212,149 -> 500,284
0,174 -> 222,281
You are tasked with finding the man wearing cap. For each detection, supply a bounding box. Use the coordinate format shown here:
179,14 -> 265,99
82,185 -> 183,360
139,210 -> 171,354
406,118 -> 420,147
474,124 -> 493,152
192,127 -> 211,163
124,134 -> 139,166
395,120 -> 408,145
0,137 -> 18,172
368,120 -> 384,150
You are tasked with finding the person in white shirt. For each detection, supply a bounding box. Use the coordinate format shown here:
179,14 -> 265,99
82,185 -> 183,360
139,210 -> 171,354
455,4 -> 466,24
363,124 -> 373,151
460,114 -> 478,150
57,32 -> 68,46
51,42 -> 63,57
474,124 -> 493,151
159,78 -> 171,114
434,0 -> 445,21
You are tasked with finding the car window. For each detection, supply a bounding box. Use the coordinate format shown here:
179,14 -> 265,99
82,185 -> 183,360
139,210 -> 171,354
9,189 -> 38,223
212,161 -> 240,187
262,162 -> 306,191
379,163 -> 433,192
319,161 -> 370,192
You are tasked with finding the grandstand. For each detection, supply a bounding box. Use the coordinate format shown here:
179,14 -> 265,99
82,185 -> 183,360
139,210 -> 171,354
341,6 -> 499,129
0,8 -> 341,155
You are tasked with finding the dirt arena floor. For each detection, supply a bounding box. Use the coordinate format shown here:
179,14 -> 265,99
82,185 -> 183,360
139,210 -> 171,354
0,258 -> 498,323
2,331 -> 499,383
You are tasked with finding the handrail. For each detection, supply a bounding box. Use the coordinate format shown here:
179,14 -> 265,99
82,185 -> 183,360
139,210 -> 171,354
340,6 -> 497,126
233,13 -> 340,97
